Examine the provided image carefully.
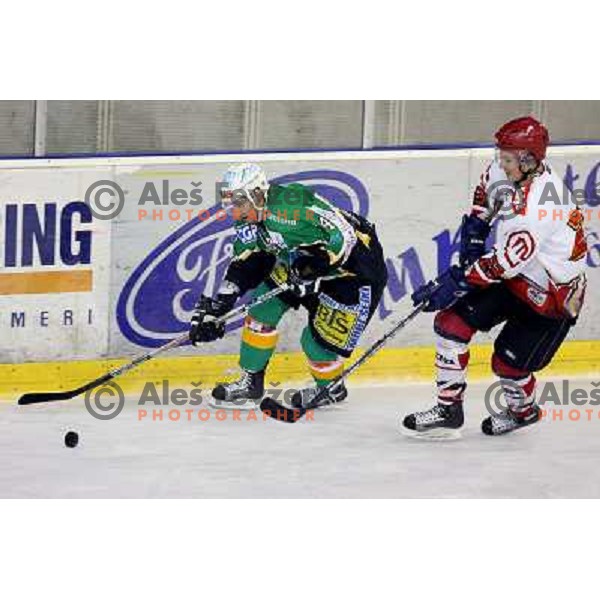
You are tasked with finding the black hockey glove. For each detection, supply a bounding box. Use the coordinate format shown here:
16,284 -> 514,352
288,273 -> 322,298
459,214 -> 491,267
412,266 -> 472,313
189,290 -> 237,345
288,247 -> 329,297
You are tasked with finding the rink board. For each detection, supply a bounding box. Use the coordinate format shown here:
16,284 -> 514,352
1,339 -> 598,400
1,145 -> 599,393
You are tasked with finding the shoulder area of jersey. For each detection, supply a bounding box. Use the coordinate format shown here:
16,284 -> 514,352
485,157 -> 507,182
267,181 -> 315,204
486,157 -> 566,197
526,161 -> 571,206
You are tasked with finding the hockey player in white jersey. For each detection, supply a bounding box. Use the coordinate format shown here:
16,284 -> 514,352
402,116 -> 588,436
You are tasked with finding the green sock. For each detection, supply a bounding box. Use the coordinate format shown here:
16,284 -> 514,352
239,283 -> 290,373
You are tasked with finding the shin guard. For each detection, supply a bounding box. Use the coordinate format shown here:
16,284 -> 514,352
492,354 -> 537,414
434,310 -> 475,405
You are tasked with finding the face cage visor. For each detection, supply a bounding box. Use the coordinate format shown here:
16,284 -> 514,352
219,186 -> 263,213
495,147 -> 539,175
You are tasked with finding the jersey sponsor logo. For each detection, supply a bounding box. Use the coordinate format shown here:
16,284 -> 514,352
117,170 -> 370,347
235,224 -> 257,245
348,286 -> 372,350
526,286 -> 548,307
262,230 -> 286,252
266,214 -> 297,226
503,230 -> 536,268
268,263 -> 290,287
312,286 -> 371,353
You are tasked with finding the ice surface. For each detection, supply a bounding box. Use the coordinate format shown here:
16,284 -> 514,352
1,379 -> 599,498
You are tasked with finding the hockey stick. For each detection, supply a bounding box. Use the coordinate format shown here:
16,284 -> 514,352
260,303 -> 426,423
18,285 -> 287,406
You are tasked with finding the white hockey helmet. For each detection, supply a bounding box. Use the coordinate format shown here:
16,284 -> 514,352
219,163 -> 269,208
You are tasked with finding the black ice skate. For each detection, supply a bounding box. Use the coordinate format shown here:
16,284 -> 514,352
290,380 -> 348,410
210,369 -> 265,410
481,403 -> 542,436
401,402 -> 464,439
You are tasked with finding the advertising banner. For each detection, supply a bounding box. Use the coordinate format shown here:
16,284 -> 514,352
0,165 -> 112,362
1,146 -> 598,363
109,147 -> 600,358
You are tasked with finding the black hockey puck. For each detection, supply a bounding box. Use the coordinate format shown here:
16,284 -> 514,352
64,431 -> 79,448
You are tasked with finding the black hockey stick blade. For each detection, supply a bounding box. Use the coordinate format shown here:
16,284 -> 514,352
259,388 -> 331,423
18,373 -> 113,405
259,396 -> 306,423
18,385 -> 89,405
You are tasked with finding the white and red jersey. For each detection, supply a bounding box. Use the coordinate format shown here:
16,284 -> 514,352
465,158 -> 588,319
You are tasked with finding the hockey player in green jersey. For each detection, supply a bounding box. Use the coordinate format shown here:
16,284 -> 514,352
189,163 -> 388,409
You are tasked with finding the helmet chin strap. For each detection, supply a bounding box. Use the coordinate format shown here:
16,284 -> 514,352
513,170 -> 529,186
247,185 -> 269,213
514,152 -> 541,186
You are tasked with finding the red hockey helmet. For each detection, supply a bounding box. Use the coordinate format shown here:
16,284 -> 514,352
495,116 -> 550,162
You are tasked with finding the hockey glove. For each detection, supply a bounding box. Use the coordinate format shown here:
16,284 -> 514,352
189,291 -> 237,344
459,214 -> 491,267
288,247 -> 329,297
288,274 -> 322,298
412,266 -> 472,313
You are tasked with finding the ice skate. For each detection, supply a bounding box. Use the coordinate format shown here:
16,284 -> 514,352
290,380 -> 348,410
481,403 -> 542,436
209,369 -> 265,410
401,402 -> 464,440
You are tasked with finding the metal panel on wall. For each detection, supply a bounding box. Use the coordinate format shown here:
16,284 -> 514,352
256,100 -> 363,149
46,100 -> 100,155
544,101 -> 600,142
109,101 -> 246,153
3,100 -> 600,158
372,100 -> 403,147
374,100 -> 536,146
0,101 -> 35,156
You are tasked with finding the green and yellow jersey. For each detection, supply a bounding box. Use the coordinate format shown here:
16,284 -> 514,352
225,183 -> 374,292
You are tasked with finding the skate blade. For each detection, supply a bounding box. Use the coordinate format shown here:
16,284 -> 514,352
207,398 -> 259,411
484,423 -> 541,437
311,401 -> 346,412
400,426 -> 462,441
